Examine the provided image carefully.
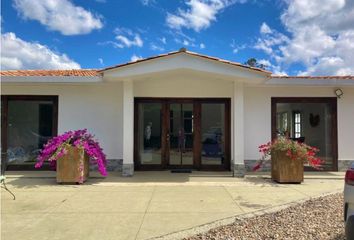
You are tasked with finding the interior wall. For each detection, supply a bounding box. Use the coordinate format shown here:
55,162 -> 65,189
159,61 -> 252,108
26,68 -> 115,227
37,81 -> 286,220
275,103 -> 331,158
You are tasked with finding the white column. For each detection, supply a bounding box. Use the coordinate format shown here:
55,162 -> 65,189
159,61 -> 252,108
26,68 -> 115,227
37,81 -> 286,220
233,81 -> 245,177
122,80 -> 134,176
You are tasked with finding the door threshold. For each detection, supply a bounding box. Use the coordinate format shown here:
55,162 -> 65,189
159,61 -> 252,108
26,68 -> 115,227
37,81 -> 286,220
170,169 -> 193,173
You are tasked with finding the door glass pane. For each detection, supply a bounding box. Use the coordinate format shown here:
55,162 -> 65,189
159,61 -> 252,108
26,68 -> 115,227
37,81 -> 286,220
276,102 -> 334,170
201,103 -> 225,165
169,104 -> 181,165
182,104 -> 193,165
7,100 -> 54,166
138,103 -> 162,164
169,103 -> 193,165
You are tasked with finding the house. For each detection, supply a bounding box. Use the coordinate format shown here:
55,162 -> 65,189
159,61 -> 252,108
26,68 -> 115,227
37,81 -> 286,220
1,49 -> 354,176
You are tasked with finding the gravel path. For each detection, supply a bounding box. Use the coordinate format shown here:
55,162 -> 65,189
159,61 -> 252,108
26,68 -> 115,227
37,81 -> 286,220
185,193 -> 345,240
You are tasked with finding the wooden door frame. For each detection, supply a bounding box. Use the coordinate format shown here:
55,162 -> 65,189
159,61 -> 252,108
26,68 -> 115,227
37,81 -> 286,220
134,97 -> 231,171
1,95 -> 59,170
271,97 -> 338,171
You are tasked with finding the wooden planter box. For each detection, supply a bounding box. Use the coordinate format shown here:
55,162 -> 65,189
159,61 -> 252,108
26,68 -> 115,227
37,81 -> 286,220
56,146 -> 89,184
271,150 -> 304,183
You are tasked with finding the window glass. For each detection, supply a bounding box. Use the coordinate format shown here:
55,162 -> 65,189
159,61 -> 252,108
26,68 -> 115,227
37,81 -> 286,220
7,100 -> 54,166
201,103 -> 225,165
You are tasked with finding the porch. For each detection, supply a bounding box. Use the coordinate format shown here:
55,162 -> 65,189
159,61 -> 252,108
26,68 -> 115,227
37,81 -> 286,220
2,171 -> 344,240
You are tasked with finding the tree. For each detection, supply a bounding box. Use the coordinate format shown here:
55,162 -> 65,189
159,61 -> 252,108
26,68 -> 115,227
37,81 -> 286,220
244,58 -> 266,70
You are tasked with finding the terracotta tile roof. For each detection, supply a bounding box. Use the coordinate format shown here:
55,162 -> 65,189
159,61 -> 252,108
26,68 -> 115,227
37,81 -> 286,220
271,75 -> 354,80
0,69 -> 100,77
100,49 -> 272,74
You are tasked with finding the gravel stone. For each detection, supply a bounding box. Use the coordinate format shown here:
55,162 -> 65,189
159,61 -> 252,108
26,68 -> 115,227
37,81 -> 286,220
185,193 -> 345,240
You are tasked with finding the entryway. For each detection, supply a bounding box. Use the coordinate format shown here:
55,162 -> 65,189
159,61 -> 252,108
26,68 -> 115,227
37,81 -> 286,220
134,98 -> 231,170
271,97 -> 338,171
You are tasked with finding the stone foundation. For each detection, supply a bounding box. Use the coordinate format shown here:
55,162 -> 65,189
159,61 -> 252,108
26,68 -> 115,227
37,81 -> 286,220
233,163 -> 245,177
90,159 -> 352,175
338,160 -> 354,171
244,159 -> 353,172
122,163 -> 134,177
90,159 -> 123,172
244,159 -> 271,172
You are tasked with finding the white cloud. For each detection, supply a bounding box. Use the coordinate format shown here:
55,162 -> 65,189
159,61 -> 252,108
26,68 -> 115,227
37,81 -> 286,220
166,0 -> 242,32
113,27 -> 143,48
258,59 -> 271,67
230,39 -> 246,54
115,35 -> 143,48
150,43 -> 164,51
1,32 -> 80,70
257,59 -> 288,75
141,0 -> 156,6
254,23 -> 289,55
160,37 -> 167,44
13,0 -> 103,35
98,58 -> 104,66
130,54 -> 143,62
260,22 -> 272,34
200,43 -> 206,49
255,0 -> 354,76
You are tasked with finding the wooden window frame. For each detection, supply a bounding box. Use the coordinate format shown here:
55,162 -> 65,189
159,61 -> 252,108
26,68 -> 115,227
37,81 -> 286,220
1,95 -> 59,170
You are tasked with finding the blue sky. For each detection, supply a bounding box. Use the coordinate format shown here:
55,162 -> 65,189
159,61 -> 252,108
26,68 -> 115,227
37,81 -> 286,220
1,0 -> 354,76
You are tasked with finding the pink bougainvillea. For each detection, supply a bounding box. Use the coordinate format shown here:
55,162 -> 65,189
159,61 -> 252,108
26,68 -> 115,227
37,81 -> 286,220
35,129 -> 107,176
253,137 -> 322,171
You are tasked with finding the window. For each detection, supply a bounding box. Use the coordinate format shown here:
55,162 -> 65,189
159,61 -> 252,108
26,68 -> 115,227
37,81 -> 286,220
1,95 -> 58,169
293,111 -> 302,138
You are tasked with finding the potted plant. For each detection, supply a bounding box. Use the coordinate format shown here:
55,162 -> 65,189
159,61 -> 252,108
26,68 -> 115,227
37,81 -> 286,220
253,137 -> 322,183
35,129 -> 107,184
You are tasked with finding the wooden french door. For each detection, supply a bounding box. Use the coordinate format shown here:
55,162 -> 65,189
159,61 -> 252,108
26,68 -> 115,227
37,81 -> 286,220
134,98 -> 231,171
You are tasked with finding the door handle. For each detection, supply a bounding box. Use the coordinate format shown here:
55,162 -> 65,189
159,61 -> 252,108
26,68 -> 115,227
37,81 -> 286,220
166,133 -> 170,141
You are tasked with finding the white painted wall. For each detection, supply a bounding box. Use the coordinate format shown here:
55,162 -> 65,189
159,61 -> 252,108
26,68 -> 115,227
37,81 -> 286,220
1,83 -> 123,159
2,81 -> 353,167
133,72 -> 234,97
244,86 -> 354,162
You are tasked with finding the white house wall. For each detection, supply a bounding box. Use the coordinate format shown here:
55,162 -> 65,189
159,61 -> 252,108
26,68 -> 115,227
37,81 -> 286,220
244,86 -> 354,165
133,75 -> 234,97
1,83 -> 124,160
2,81 -> 353,171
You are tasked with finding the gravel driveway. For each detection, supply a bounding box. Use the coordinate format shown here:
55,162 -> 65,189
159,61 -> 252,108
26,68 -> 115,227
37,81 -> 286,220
185,193 -> 345,240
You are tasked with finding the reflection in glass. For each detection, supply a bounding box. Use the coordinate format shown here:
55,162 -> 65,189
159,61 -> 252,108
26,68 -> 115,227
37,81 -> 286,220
138,103 -> 162,164
201,103 -> 225,165
276,103 -> 334,170
169,103 -> 193,165
7,100 -> 54,166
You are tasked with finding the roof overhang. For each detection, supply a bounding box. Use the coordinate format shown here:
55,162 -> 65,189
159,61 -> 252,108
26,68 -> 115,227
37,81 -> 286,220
101,51 -> 270,84
266,76 -> 354,86
1,75 -> 102,83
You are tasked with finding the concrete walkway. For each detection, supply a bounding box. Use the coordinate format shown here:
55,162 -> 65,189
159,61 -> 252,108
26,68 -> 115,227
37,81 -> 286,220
1,171 -> 344,240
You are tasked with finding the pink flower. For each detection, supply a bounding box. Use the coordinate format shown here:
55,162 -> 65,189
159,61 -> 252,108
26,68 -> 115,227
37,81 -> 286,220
35,129 -> 107,177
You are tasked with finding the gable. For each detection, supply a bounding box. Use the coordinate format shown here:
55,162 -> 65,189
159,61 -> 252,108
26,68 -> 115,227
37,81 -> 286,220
101,51 -> 270,83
